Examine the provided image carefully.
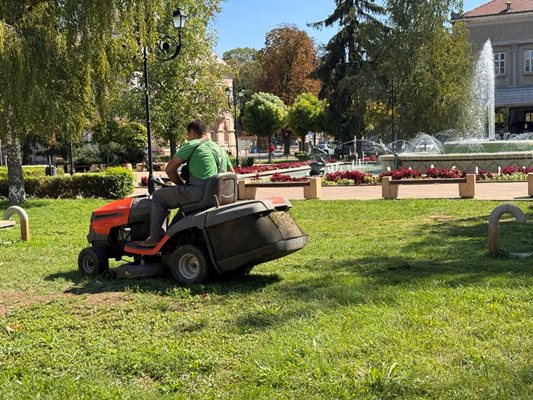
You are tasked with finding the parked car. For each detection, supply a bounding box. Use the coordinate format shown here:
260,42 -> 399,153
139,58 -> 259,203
334,140 -> 389,159
333,141 -> 355,159
316,142 -> 335,156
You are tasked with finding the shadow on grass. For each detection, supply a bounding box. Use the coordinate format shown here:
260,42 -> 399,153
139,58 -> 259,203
45,269 -> 282,296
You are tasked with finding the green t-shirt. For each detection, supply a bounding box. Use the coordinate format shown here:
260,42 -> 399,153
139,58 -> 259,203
175,139 -> 232,180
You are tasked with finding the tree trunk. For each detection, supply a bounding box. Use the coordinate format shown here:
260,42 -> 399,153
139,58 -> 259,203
169,135 -> 177,157
6,136 -> 26,205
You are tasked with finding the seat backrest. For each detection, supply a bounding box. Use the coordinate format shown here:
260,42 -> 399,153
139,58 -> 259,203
180,172 -> 238,214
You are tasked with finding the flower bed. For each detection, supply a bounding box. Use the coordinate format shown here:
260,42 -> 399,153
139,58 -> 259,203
324,170 -> 377,185
379,167 -> 422,180
269,173 -> 308,182
143,164 -> 533,187
235,161 -> 308,175
324,165 -> 533,185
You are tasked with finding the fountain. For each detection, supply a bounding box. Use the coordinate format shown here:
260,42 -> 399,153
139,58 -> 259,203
379,39 -> 533,172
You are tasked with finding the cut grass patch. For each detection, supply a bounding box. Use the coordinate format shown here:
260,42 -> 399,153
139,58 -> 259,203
0,198 -> 532,399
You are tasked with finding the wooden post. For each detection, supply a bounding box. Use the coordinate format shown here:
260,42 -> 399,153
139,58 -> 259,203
304,177 -> 321,199
238,179 -> 257,200
381,176 -> 398,199
459,174 -> 476,198
528,173 -> 533,196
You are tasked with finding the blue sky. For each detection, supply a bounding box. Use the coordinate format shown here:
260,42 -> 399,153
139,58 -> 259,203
212,0 -> 487,56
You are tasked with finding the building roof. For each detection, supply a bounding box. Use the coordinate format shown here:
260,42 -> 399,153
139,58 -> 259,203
464,0 -> 533,18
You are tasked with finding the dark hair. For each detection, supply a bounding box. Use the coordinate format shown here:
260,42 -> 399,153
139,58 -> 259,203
187,119 -> 207,134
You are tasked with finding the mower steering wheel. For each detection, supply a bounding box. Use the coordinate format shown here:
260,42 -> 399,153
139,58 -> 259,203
151,175 -> 172,187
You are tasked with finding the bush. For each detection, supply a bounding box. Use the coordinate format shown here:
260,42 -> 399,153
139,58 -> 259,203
74,145 -> 103,165
240,157 -> 255,167
0,165 -> 47,179
0,167 -> 134,199
294,151 -> 308,160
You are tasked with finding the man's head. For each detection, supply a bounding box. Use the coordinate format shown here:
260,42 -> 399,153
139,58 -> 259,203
186,119 -> 207,139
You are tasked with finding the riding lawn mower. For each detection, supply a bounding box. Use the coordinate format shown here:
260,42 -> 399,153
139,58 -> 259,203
78,173 -> 308,285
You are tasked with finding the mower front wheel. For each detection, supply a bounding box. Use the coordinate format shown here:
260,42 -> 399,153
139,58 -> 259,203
170,244 -> 210,285
78,247 -> 109,276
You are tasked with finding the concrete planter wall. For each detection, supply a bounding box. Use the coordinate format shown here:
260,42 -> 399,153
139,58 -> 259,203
379,152 -> 533,172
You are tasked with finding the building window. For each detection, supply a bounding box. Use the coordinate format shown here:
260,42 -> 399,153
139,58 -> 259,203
525,50 -> 533,72
494,52 -> 505,74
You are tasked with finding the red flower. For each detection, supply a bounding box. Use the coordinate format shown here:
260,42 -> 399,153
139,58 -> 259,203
270,173 -> 308,182
380,167 -> 421,180
325,170 -> 370,184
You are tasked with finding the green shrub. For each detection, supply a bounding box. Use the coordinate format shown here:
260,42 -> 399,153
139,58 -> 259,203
294,151 -> 308,160
240,157 -> 255,167
0,165 -> 47,179
0,167 -> 134,199
74,145 -> 103,165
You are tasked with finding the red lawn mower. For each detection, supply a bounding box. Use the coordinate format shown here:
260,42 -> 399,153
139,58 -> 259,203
78,173 -> 308,285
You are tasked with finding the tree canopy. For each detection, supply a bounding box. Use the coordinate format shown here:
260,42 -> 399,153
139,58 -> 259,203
379,0 -> 472,139
241,92 -> 287,138
257,25 -> 321,105
287,93 -> 326,143
309,0 -> 473,143
311,0 -> 386,142
0,0 -> 223,203
222,47 -> 262,95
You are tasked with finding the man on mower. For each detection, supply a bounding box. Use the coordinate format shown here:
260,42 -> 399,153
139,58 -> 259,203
138,119 -> 234,247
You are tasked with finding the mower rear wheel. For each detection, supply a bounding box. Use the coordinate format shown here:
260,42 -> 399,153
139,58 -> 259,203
170,244 -> 209,285
78,247 -> 109,276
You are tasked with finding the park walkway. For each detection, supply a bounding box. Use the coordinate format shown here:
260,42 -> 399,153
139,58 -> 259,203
132,172 -> 531,201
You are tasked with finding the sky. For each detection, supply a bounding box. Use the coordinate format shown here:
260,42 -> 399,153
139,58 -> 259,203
212,0 -> 488,56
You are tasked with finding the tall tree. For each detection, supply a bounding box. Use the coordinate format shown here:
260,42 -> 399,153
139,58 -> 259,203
0,1 -> 223,203
311,0 -> 385,142
382,0 -> 472,138
118,1 -> 226,156
241,92 -> 287,140
257,25 -> 321,105
0,1 -> 141,204
222,47 -> 262,94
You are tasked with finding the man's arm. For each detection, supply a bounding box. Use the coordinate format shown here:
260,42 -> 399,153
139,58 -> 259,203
226,155 -> 235,173
165,156 -> 186,185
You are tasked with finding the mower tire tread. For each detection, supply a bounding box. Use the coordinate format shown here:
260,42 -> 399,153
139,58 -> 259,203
78,247 -> 109,276
170,244 -> 210,285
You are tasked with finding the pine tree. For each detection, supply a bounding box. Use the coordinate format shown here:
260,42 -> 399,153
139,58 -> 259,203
310,0 -> 385,142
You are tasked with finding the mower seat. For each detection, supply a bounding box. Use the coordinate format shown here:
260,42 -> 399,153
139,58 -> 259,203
180,172 -> 238,215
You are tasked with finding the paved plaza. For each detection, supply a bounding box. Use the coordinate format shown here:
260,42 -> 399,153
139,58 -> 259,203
133,172 -> 531,201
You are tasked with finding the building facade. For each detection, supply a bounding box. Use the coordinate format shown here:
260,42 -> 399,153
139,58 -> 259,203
459,0 -> 533,133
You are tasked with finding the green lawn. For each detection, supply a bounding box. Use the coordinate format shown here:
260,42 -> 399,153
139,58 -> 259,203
1,198 -> 532,399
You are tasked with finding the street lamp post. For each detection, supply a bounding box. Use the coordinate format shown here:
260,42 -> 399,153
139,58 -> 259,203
225,86 -> 244,167
144,8 -> 187,194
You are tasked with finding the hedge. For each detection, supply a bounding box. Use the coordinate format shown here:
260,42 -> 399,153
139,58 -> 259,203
0,165 -> 51,179
0,167 -> 134,199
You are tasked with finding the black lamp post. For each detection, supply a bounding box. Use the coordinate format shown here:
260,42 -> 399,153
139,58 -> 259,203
225,86 -> 244,167
144,8 -> 187,194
